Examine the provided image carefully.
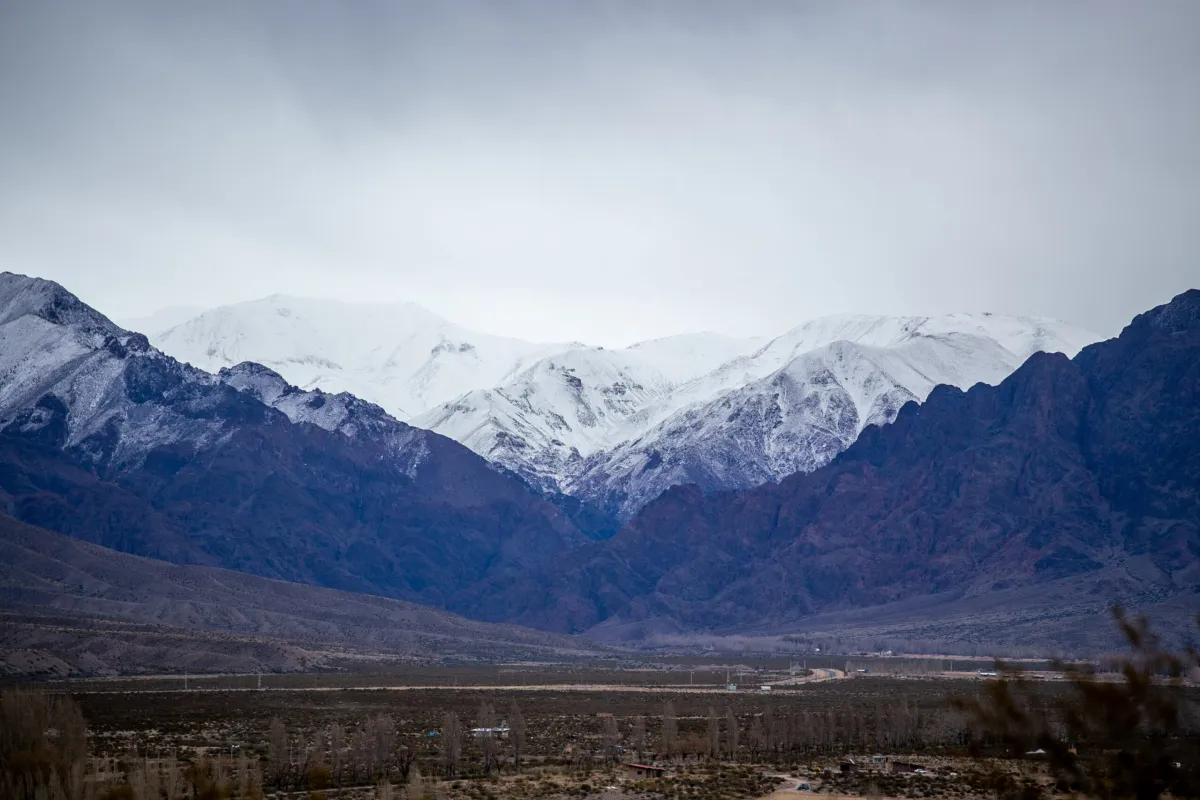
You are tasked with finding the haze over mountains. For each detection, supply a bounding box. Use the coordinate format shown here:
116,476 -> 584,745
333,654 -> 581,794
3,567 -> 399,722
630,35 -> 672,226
134,296 -> 1100,518
3,271 -> 1195,670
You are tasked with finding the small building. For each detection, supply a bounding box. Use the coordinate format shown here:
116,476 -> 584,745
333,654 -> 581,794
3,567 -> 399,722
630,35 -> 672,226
840,759 -> 858,775
889,760 -> 921,774
470,726 -> 510,739
759,685 -> 773,692
624,764 -> 665,780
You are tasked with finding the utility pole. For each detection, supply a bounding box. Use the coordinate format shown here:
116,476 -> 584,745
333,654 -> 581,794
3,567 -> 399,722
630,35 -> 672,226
257,672 -> 262,690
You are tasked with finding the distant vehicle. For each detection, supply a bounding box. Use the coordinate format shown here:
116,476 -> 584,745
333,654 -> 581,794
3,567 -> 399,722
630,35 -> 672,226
978,670 -> 999,677
798,783 -> 812,791
759,685 -> 772,691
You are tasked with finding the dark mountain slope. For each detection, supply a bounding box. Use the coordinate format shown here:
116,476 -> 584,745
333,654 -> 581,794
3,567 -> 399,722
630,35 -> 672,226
0,272 -> 596,610
469,290 -> 1200,637
0,513 -> 605,676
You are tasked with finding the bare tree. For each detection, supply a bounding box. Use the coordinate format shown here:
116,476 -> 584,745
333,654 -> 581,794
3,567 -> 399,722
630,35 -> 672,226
707,708 -> 721,760
374,714 -> 396,779
477,702 -> 499,775
632,716 -> 647,763
0,689 -> 88,800
725,708 -> 739,762
956,609 -> 1200,800
747,714 -> 765,763
509,700 -> 526,774
352,723 -> 371,784
329,722 -> 346,790
395,745 -> 418,784
662,701 -> 678,759
602,715 -> 621,765
267,717 -> 289,786
441,712 -> 462,778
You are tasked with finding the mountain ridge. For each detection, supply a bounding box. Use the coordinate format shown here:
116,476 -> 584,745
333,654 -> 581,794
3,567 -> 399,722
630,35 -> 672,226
459,289 -> 1200,639
142,295 -> 1101,518
0,271 -> 610,616
0,512 -> 605,676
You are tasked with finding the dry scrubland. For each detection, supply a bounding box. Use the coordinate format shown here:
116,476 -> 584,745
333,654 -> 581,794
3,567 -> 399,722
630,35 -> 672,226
5,639 -> 1199,800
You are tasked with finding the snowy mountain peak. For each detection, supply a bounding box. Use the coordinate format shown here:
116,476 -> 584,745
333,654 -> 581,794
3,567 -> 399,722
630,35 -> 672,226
134,291 -> 1103,517
0,271 -> 123,338
148,295 -> 571,419
566,314 -> 1100,519
625,331 -> 765,384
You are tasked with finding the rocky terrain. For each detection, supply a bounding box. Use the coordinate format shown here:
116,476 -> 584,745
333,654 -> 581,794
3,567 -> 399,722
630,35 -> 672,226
0,513 -> 605,676
464,291 -> 1200,639
0,272 -> 611,616
145,297 -> 1099,518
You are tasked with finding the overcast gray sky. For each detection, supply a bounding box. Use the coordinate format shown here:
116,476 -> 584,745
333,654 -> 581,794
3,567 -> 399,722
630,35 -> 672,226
1,1 -> 1197,345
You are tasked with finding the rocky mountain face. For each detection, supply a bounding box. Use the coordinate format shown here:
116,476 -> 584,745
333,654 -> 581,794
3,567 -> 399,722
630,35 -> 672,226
568,329 -> 1025,519
412,347 -> 677,493
421,315 -> 1100,519
0,513 -> 605,676
146,297 -> 1099,519
462,290 -> 1200,639
0,272 -> 608,613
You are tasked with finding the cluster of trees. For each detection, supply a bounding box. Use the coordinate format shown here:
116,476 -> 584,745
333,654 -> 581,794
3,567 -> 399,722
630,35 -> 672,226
439,700 -> 525,778
652,698 -> 959,764
0,689 -> 87,800
265,712 -> 421,792
3,611 -> 1196,800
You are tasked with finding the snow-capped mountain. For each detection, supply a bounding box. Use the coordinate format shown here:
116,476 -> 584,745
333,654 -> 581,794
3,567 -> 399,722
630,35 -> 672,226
144,298 -> 766,492
116,305 -> 205,336
149,295 -> 574,418
566,313 -> 1101,519
140,295 -> 1101,519
0,276 -> 425,480
0,271 -> 603,610
412,347 -> 677,492
624,332 -> 764,384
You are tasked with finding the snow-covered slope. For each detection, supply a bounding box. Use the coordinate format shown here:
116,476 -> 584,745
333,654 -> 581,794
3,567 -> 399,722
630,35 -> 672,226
149,295 -> 573,418
116,305 -> 206,336
0,275 -> 429,479
624,332 -> 763,384
0,271 -> 610,610
416,312 -> 1100,516
139,294 -> 1101,518
567,332 -> 1020,519
413,347 -> 676,491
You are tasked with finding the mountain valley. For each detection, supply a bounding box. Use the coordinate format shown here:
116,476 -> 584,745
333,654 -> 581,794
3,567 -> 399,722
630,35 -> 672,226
2,271 -> 1195,667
